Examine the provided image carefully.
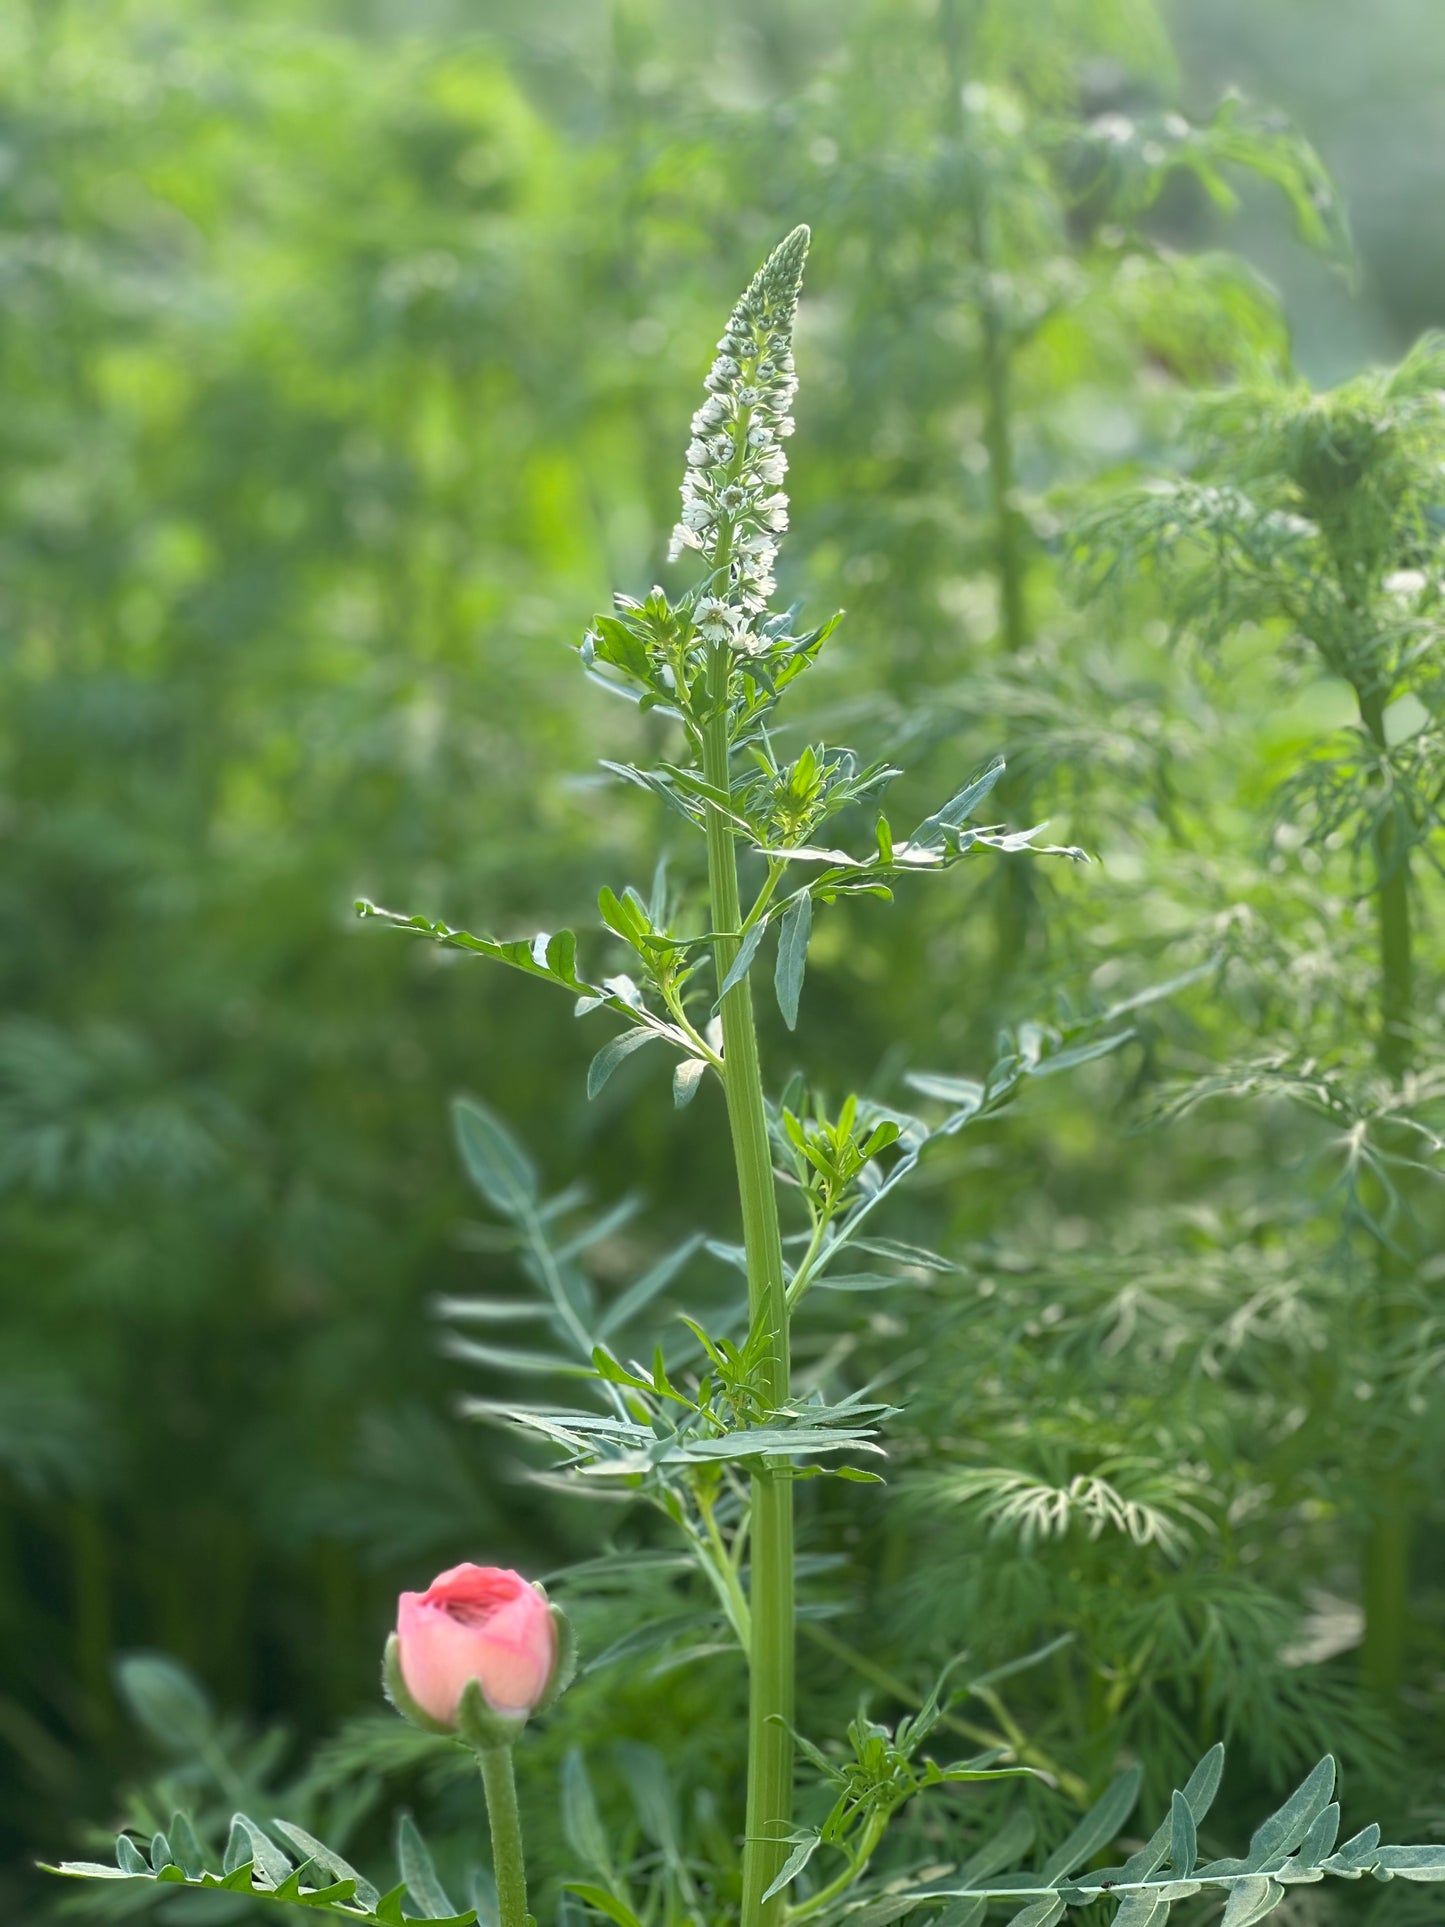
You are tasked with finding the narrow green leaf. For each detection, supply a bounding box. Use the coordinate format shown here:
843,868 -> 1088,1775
1041,1767 -> 1141,1881
587,1027 -> 662,1099
398,1813 -> 456,1920
761,1834 -> 820,1902
452,1097 -> 537,1217
774,894 -> 812,1030
149,1833 -> 172,1874
566,1882 -> 645,1927
714,920 -> 766,1011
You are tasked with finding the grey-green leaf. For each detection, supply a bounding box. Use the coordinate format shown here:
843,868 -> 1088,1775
1042,1767 -> 1142,1881
1220,1876 -> 1285,1927
114,1654 -> 214,1751
587,1027 -> 662,1099
1170,1790 -> 1197,1875
271,1818 -> 381,1911
399,1813 -> 456,1920
115,1836 -> 150,1877
219,1816 -> 291,1888
774,894 -> 812,1030
1247,1758 -> 1335,1867
672,1057 -> 707,1108
453,1097 -> 538,1217
561,1749 -> 611,1875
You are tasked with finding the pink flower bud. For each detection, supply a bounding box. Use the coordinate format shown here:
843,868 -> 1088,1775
396,1564 -> 557,1726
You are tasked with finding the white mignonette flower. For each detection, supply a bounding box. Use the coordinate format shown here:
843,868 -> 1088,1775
668,225 -> 808,577
694,596 -> 737,643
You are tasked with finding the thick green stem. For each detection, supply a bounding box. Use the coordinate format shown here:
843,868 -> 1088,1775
478,1746 -> 528,1927
1357,685 -> 1414,1698
701,640 -> 794,1927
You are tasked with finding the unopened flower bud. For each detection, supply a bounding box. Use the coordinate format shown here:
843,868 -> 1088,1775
384,1563 -> 573,1749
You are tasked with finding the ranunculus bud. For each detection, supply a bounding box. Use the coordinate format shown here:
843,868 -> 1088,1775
385,1564 -> 567,1747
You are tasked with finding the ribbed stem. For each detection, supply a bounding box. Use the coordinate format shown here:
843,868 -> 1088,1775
1357,684 -> 1414,1699
478,1746 -> 528,1927
701,641 -> 794,1927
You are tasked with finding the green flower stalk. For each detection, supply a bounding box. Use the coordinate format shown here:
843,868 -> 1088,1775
385,1563 -> 575,1927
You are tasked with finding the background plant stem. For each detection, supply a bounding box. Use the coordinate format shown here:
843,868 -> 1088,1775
478,1746 -> 528,1927
702,640 -> 794,1927
1357,683 -> 1414,1699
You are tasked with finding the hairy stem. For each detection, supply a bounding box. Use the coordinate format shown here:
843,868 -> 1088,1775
478,1746 -> 528,1927
702,639 -> 795,1927
1357,684 -> 1414,1698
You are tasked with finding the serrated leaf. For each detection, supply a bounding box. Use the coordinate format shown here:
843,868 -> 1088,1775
1042,1768 -> 1141,1882
399,1813 -> 455,1920
774,893 -> 812,1030
714,920 -> 766,1011
452,1097 -> 537,1218
588,1027 -> 662,1099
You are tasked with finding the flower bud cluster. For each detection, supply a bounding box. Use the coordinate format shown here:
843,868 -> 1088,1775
669,225 -> 809,643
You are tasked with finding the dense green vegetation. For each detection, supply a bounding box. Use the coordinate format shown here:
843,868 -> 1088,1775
2,1 -> 1441,1921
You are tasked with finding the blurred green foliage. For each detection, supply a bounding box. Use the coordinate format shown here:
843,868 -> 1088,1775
2,0 -> 1442,1920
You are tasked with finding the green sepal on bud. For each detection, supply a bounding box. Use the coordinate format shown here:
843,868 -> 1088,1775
533,1595 -> 578,1716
